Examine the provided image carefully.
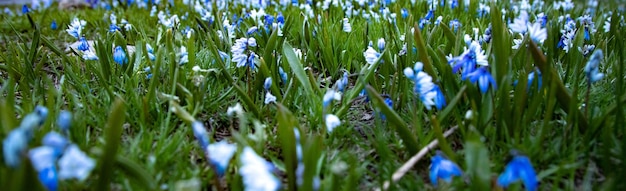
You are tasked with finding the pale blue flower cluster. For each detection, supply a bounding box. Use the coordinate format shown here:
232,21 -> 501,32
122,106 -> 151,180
509,10 -> 547,44
404,62 -> 446,110
584,49 -> 604,83
231,37 -> 258,69
264,77 -> 277,104
3,109 -> 95,191
3,106 -> 48,168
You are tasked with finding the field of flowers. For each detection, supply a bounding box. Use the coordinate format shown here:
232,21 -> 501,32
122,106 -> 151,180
1,0 -> 626,190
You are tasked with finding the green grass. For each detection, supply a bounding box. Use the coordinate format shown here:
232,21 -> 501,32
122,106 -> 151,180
1,0 -> 626,190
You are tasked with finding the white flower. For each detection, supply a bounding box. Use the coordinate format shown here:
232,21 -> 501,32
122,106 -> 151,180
206,141 -> 236,174
239,147 -> 281,191
179,46 -> 188,65
325,114 -> 341,132
323,90 -> 342,108
231,38 -> 250,67
82,50 -> 98,60
264,92 -> 277,104
342,18 -> 352,32
509,11 -> 529,34
363,46 -> 380,65
528,22 -> 547,44
58,145 -> 95,181
377,38 -> 385,51
512,37 -> 524,49
28,146 -> 58,171
121,19 -> 132,31
604,17 -> 611,33
66,18 -> 86,39
226,103 -> 244,117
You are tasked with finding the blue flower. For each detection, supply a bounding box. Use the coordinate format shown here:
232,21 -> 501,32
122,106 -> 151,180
497,155 -> 538,191
401,8 -> 409,19
278,67 -> 288,84
38,166 -> 59,191
22,4 -> 29,14
191,121 -> 210,149
28,146 -> 60,191
425,10 -> 434,20
77,37 -> 90,51
449,19 -> 461,32
527,69 -> 542,90
277,13 -> 285,25
264,77 -> 272,91
231,37 -> 257,69
430,151 -> 462,186
66,18 -> 86,39
404,62 -> 445,110
113,46 -> 128,65
337,71 -> 348,92
146,44 -> 155,61
42,132 -> 69,154
109,24 -> 121,32
28,146 -> 60,172
467,67 -> 497,93
3,128 -> 30,167
584,49 -> 604,83
51,20 -> 57,30
377,38 -> 385,52
450,0 -> 458,9
450,41 -> 488,80
432,86 -> 446,110
379,96 -> 393,120
247,26 -> 258,35
264,92 -> 277,104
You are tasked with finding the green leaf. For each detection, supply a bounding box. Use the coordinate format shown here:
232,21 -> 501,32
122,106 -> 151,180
275,104 -> 298,191
283,41 -> 315,96
464,136 -> 491,191
97,98 -> 126,191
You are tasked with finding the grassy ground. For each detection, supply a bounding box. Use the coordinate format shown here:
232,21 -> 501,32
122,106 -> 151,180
1,0 -> 626,190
